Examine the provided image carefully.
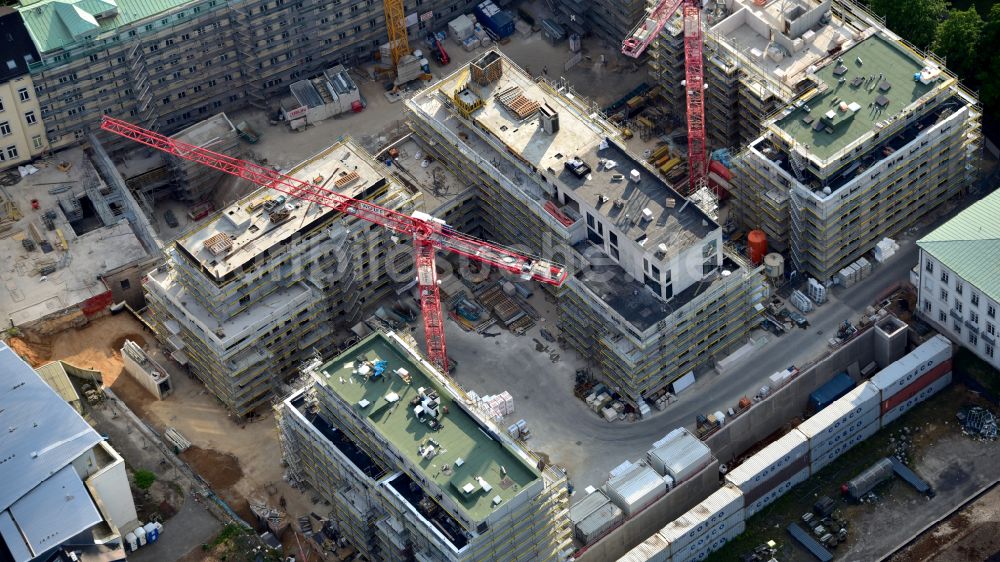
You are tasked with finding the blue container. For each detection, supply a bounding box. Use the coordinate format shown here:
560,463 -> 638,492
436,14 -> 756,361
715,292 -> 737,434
808,372 -> 855,412
474,0 -> 515,39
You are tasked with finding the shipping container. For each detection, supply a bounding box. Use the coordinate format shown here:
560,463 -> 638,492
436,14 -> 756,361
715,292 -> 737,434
659,484 -> 744,555
473,1 -> 515,39
669,513 -> 743,561
675,520 -> 745,562
619,532 -> 670,562
881,372 -> 952,426
847,458 -> 894,499
647,429 -> 713,483
808,372 -> 856,412
870,335 -> 952,401
799,382 -> 879,457
725,430 -> 808,494
745,466 -> 810,517
606,463 -> 668,517
569,490 -> 611,524
810,420 -> 879,473
576,501 -> 624,544
744,454 -> 810,504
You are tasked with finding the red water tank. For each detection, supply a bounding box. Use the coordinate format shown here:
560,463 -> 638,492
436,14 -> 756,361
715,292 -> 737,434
748,230 -> 767,265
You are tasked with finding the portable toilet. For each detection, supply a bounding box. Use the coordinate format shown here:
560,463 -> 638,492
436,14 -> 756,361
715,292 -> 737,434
134,525 -> 147,547
124,532 -> 138,552
143,522 -> 159,543
153,521 -> 164,536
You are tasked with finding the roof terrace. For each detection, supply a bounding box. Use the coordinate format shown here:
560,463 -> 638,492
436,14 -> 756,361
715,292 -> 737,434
314,331 -> 539,523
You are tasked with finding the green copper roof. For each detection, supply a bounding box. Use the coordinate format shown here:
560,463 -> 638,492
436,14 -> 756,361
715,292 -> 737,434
918,189 -> 1000,303
18,0 -> 193,53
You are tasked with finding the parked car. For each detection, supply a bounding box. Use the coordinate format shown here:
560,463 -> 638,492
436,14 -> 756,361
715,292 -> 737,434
163,210 -> 179,228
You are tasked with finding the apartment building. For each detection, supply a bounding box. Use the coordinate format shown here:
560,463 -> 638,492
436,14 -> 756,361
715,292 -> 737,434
733,29 -> 980,281
406,51 -> 766,407
143,136 -> 419,416
277,330 -> 572,561
916,189 -> 1000,370
553,0 -> 645,45
0,342 -> 138,562
14,0 -> 475,154
0,7 -> 47,170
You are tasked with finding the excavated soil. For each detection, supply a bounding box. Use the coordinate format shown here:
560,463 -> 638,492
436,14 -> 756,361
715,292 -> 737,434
179,446 -> 244,490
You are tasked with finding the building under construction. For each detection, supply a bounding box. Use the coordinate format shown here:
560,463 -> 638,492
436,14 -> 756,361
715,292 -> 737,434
142,138 -> 418,416
553,0 -> 646,45
648,0 -> 981,280
406,50 -> 766,407
276,330 -> 572,561
14,0 -> 468,152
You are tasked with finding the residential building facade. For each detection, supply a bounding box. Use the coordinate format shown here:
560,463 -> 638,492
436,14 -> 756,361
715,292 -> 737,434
407,51 -> 766,407
15,0 -> 475,154
916,189 -> 1000,370
142,137 -> 418,416
0,7 -> 47,169
277,331 -> 572,561
553,0 -> 645,45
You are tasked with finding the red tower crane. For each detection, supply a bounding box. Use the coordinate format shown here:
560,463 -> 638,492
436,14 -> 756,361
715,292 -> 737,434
622,0 -> 708,196
100,116 -> 567,374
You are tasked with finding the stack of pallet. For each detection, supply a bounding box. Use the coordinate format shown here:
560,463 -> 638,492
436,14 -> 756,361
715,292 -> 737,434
495,86 -> 540,119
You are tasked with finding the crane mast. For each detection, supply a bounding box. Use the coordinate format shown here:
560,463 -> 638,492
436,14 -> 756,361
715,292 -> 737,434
622,0 -> 708,195
100,116 -> 567,373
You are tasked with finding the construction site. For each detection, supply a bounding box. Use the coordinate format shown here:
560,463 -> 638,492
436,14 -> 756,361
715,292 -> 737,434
0,0 -> 994,559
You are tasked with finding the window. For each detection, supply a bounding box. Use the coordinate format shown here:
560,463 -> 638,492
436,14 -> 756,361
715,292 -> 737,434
31,135 -> 42,149
0,97 -> 5,112
0,121 -> 9,136
923,299 -> 932,313
239,294 -> 251,305
939,311 -> 947,323
956,282 -> 963,295
955,302 -> 962,314
989,304 -> 996,318
971,311 -> 979,324
609,231 -> 618,247
988,323 -> 995,336
924,259 -> 934,273
120,279 -> 131,290
17,88 -> 29,102
4,146 -> 16,160
954,320 -> 962,335
987,344 -> 995,359
941,270 -> 949,284
940,289 -> 948,302
972,292 -> 980,307
24,111 -> 36,125
970,332 -> 978,346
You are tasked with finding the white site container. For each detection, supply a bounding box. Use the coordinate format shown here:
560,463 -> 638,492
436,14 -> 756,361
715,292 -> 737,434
674,520 -> 746,562
605,463 -> 668,517
810,420 -> 879,473
744,466 -> 810,517
798,381 -> 879,457
569,489 -> 611,525
659,484 -> 744,555
619,532 -> 670,562
881,372 -> 952,427
870,335 -> 952,401
725,430 -> 808,494
646,429 -> 713,483
576,501 -> 624,544
651,428 -> 687,449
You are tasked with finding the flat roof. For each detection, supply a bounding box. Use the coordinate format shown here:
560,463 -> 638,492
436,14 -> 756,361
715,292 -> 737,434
315,332 -> 539,522
176,139 -> 386,280
0,147 -> 148,326
709,0 -> 857,91
409,51 -> 715,252
774,34 -> 940,161
171,112 -> 236,147
382,139 -> 475,215
18,0 -> 193,53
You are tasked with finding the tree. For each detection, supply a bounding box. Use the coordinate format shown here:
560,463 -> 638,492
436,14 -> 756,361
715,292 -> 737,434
978,6 -> 1000,111
133,469 -> 156,490
869,0 -> 949,49
933,8 -> 984,82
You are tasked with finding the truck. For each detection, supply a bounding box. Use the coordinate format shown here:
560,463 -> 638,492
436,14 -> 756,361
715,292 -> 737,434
235,121 -> 260,143
808,372 -> 856,412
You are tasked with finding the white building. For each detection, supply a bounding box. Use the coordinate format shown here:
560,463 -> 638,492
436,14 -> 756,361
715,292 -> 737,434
0,342 -> 139,561
916,189 -> 1000,369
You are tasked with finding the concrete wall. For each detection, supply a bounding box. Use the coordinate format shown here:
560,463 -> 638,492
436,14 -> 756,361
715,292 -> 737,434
575,460 -> 720,562
85,441 -> 139,533
706,327 -> 876,464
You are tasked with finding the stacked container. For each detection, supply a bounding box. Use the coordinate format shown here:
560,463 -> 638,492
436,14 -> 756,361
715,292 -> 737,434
620,532 -> 670,562
660,484 -> 745,561
871,335 -> 953,427
797,382 -> 880,472
605,463 -> 668,517
725,430 -> 809,517
646,429 -> 713,484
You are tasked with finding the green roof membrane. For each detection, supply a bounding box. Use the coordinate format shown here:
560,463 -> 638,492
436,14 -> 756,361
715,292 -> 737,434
775,34 -> 937,162
18,0 -> 192,53
317,332 -> 539,522
918,189 -> 1000,305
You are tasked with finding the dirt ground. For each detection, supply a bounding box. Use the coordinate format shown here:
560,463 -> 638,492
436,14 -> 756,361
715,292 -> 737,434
890,484 -> 1000,561
7,313 -> 319,542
